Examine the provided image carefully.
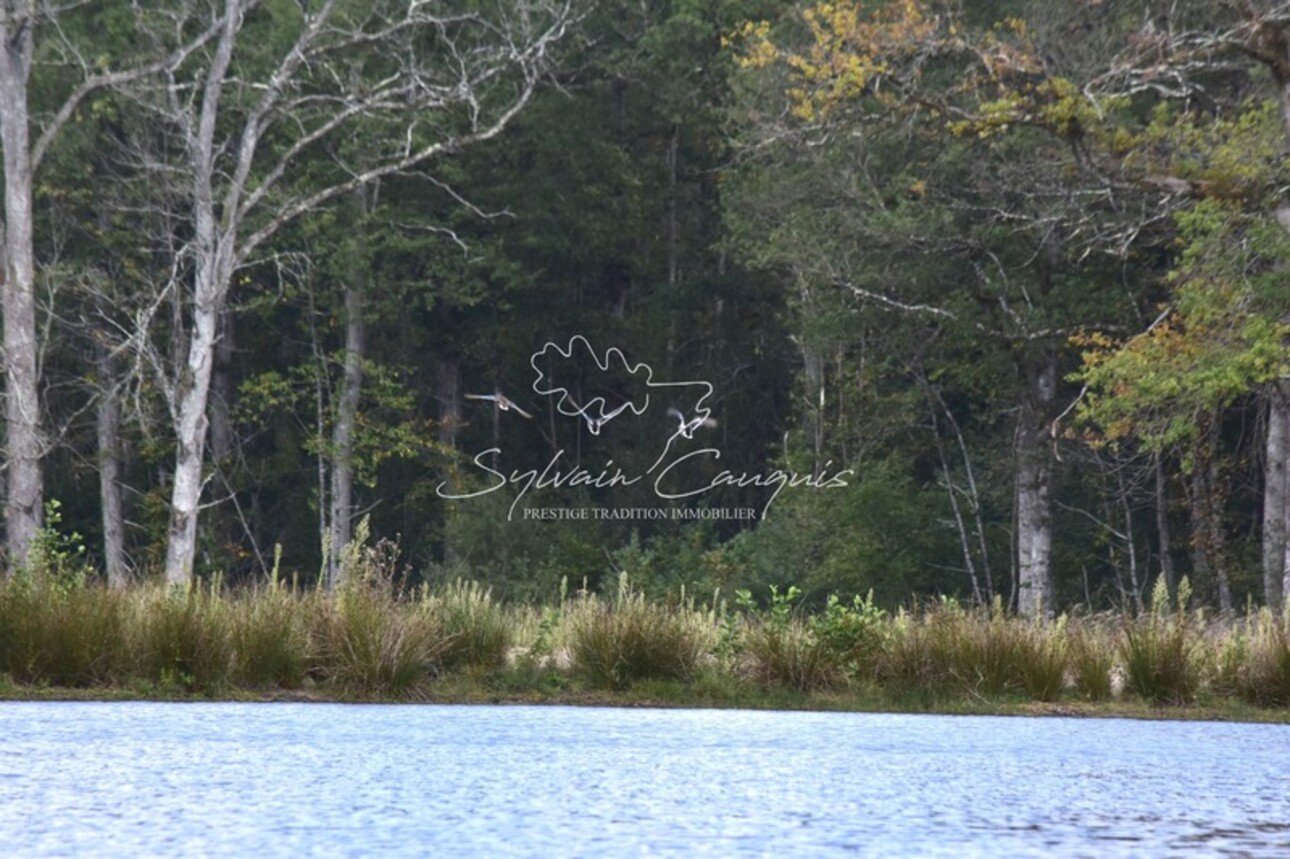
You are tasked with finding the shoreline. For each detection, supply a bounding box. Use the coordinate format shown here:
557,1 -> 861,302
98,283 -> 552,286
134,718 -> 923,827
4,679 -> 1288,724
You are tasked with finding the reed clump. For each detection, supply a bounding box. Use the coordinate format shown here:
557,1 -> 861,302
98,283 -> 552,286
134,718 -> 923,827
567,575 -> 709,690
132,583 -> 236,693
1067,617 -> 1116,701
4,558 -> 1290,713
429,580 -> 512,671
1120,578 -> 1201,705
1230,608 -> 1290,707
880,599 -> 1067,701
230,580 -> 313,689
0,574 -> 131,686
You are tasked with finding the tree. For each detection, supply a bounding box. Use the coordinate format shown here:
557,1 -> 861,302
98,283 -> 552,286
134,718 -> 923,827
101,0 -> 573,584
728,0 -> 1156,615
0,1 -> 219,568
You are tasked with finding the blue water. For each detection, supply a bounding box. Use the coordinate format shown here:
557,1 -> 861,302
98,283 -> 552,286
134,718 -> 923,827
0,702 -> 1287,857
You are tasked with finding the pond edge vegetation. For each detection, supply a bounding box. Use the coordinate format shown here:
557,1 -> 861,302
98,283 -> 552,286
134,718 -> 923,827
3,543 -> 1290,723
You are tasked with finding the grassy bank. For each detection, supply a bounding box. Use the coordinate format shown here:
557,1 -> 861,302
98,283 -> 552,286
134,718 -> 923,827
2,570 -> 1289,722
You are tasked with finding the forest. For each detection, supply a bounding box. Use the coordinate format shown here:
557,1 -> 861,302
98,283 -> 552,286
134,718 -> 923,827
1,0 -> 1288,618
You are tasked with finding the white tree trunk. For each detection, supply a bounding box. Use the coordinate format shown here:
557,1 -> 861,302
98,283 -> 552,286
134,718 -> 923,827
162,263 -> 225,584
1016,352 -> 1056,618
96,343 -> 128,588
1264,384 -> 1288,611
0,15 -> 43,568
327,277 -> 364,590
147,0 -> 569,584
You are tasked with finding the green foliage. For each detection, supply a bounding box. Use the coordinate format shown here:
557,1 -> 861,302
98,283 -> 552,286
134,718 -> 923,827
809,591 -> 891,679
24,500 -> 93,589
735,585 -> 844,691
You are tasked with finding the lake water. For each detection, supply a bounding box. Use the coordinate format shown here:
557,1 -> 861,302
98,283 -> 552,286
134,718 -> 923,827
0,702 -> 1287,857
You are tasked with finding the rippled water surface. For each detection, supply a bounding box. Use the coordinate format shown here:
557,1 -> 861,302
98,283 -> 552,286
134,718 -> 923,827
1,702 -> 1288,857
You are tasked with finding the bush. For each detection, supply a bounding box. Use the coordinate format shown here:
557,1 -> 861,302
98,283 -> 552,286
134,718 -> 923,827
810,592 -> 890,680
734,586 -> 843,692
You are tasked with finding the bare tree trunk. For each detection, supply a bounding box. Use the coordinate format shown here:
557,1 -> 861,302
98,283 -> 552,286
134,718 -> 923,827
96,335 -> 128,588
0,17 -> 43,568
1155,452 -> 1176,597
1016,351 -> 1057,618
1264,383 -> 1288,611
209,309 -> 236,468
327,259 -> 365,590
436,354 -> 464,453
667,124 -> 679,288
162,0 -> 240,586
163,260 -> 227,584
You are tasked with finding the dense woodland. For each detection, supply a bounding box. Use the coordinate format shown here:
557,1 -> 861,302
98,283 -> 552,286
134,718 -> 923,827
1,0 -> 1288,616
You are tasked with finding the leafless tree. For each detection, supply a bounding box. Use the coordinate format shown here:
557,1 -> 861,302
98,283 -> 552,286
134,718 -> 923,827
96,0 -> 573,584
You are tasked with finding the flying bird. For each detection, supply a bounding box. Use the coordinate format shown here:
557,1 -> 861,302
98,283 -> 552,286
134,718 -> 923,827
563,395 -> 633,435
667,407 -> 717,439
465,392 -> 534,419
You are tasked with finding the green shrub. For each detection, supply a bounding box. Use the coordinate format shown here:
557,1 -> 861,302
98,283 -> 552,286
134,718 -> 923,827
735,585 -> 842,692
810,591 -> 890,680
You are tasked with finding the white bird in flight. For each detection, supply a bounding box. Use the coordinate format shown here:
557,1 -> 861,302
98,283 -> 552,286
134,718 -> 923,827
564,396 -> 633,435
667,407 -> 717,439
465,392 -> 533,419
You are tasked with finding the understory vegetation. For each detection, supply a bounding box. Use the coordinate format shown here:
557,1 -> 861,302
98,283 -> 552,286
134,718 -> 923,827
4,560 -> 1289,717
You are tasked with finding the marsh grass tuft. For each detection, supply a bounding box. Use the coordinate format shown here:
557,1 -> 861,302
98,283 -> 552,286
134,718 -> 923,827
133,584 -> 236,693
431,580 -> 511,671
1120,578 -> 1200,705
311,587 -> 445,697
230,584 -> 312,688
567,575 -> 707,690
0,577 -> 131,686
1068,618 -> 1115,701
1234,609 -> 1290,706
880,600 -> 1066,701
